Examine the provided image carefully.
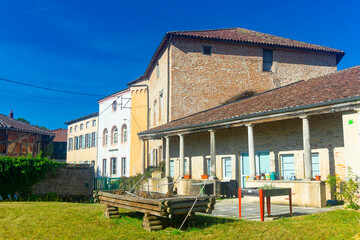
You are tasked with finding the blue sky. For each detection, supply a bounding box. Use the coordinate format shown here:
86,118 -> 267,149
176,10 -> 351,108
0,0 -> 359,129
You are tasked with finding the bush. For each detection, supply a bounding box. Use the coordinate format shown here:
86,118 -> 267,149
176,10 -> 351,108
326,167 -> 359,210
0,155 -> 64,198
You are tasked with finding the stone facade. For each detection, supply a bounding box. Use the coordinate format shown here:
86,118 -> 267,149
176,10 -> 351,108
32,164 -> 94,199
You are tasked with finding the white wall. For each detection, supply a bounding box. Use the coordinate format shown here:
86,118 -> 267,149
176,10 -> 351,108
97,90 -> 131,177
342,111 -> 360,177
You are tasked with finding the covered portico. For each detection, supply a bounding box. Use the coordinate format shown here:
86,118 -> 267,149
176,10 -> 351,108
138,67 -> 360,207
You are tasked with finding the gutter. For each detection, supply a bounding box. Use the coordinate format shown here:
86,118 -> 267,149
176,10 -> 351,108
139,95 -> 360,136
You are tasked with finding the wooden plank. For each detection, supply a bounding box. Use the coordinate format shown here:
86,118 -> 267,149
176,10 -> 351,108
167,200 -> 210,209
168,206 -> 208,214
99,200 -> 166,217
98,191 -> 160,205
99,196 -> 161,211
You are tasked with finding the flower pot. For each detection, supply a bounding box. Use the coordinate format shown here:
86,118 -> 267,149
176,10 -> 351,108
315,175 -> 321,181
255,175 -> 261,180
201,175 -> 208,179
184,175 -> 191,179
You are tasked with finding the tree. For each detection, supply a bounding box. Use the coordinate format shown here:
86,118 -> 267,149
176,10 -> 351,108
17,118 -> 30,124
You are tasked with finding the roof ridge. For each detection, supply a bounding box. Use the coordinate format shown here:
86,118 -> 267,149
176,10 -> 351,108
167,27 -> 239,34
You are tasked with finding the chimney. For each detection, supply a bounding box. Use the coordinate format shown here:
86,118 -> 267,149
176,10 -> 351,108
9,109 -> 14,118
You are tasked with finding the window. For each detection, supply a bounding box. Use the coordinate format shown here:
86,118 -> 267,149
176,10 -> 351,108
103,129 -> 108,146
170,160 -> 174,177
203,46 -> 212,55
79,135 -> 83,149
92,132 -> 96,147
85,161 -> 89,164
92,120 -> 96,127
69,127 -> 73,133
263,50 -> 273,71
85,134 -> 89,148
312,153 -> 320,178
103,159 -> 107,176
112,126 -> 118,144
91,161 -> 95,167
122,157 -> 126,176
156,62 -> 160,79
82,135 -> 86,149
121,124 -> 128,143
75,125 -> 78,132
223,157 -> 232,179
159,91 -> 163,121
153,100 -> 157,125
75,136 -> 79,150
206,158 -> 211,175
184,159 -> 188,174
80,124 -> 83,130
86,122 -> 89,128
281,154 -> 295,180
68,138 -> 73,151
111,158 -> 117,175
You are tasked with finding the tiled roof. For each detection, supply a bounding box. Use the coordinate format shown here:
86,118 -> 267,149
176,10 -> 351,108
51,128 -> 67,142
0,114 -> 55,136
64,112 -> 98,125
140,66 -> 360,135
128,27 -> 345,86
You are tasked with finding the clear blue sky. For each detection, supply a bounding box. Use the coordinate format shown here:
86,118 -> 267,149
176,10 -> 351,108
0,0 -> 359,129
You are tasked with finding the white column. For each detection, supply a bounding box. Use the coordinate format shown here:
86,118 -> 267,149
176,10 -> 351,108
209,130 -> 217,178
140,139 -> 145,174
301,116 -> 312,180
179,134 -> 185,178
165,136 -> 170,177
246,124 -> 256,179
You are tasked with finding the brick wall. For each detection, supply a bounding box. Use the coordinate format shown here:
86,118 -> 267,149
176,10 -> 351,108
32,164 -> 94,199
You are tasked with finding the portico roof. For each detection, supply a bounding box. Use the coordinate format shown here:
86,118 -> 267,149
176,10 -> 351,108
139,66 -> 360,138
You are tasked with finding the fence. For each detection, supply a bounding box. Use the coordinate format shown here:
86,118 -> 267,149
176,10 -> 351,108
94,177 -> 122,191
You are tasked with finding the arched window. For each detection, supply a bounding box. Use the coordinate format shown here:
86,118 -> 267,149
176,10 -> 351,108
121,124 -> 128,143
103,128 -> 108,146
112,126 -> 118,144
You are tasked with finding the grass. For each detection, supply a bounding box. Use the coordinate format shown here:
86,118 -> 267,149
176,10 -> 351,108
0,202 -> 360,239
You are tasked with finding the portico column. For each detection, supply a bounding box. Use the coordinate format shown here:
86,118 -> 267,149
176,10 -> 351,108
301,116 -> 312,180
140,139 -> 145,174
165,136 -> 170,177
179,134 -> 185,178
246,124 -> 256,179
209,130 -> 217,178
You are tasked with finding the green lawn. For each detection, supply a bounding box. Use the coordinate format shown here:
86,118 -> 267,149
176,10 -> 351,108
0,202 -> 359,239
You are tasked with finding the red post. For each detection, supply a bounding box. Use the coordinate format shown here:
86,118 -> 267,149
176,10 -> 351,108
266,197 -> 271,216
289,188 -> 292,217
238,188 -> 241,219
259,189 -> 264,222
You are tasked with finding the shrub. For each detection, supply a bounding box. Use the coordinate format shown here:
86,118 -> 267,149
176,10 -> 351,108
0,155 -> 64,198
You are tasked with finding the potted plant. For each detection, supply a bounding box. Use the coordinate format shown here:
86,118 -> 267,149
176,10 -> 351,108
315,175 -> 321,181
201,174 -> 208,179
184,174 -> 191,179
255,175 -> 261,180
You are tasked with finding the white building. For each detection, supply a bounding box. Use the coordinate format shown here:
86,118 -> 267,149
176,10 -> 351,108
97,89 -> 131,177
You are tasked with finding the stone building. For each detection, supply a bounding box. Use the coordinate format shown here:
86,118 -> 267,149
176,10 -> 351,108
127,27 -> 345,174
0,110 -> 54,157
97,89 -> 131,177
65,112 -> 98,168
139,66 -> 360,207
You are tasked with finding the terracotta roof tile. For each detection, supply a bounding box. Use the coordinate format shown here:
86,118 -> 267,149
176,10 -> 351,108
0,114 -> 55,136
140,66 -> 360,135
51,128 -> 67,142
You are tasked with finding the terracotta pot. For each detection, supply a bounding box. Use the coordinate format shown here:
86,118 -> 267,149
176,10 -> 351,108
315,175 -> 321,181
255,175 -> 261,180
201,175 -> 208,179
184,175 -> 191,179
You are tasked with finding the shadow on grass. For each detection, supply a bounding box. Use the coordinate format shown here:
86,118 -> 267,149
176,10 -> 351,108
118,211 -> 144,220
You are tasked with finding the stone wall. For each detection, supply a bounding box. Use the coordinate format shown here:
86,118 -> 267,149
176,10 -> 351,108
32,164 -> 94,199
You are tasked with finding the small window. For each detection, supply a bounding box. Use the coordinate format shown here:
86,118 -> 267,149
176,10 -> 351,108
82,135 -> 86,149
103,159 -> 107,176
170,160 -> 174,177
79,135 -> 83,149
156,62 -> 160,79
92,132 -> 96,147
103,129 -> 108,146
263,50 -> 273,71
111,158 -> 117,175
206,158 -> 211,175
85,134 -> 89,148
75,137 -> 79,150
203,46 -> 212,55
92,120 -> 96,127
122,157 -> 126,176
69,127 -> 73,133
184,159 -> 188,175
80,124 -> 83,130
91,161 -> 95,166
112,126 -> 118,144
281,154 -> 295,180
121,124 -> 128,143
75,126 -> 78,132
223,157 -> 232,179
112,101 -> 117,111
86,122 -> 89,128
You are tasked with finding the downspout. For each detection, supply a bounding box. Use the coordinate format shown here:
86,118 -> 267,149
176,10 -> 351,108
167,35 -> 172,123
